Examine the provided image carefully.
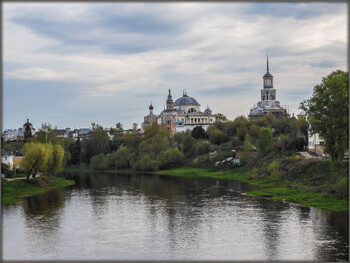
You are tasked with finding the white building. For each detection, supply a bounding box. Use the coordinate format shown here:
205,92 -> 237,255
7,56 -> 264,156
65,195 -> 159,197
142,89 -> 216,136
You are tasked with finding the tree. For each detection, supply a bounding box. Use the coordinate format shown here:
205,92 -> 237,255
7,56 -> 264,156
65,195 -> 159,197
300,70 -> 348,161
208,129 -> 227,145
21,142 -> 49,179
191,126 -> 208,140
216,113 -> 228,121
35,123 -> 61,145
258,127 -> 273,155
46,144 -> 65,175
242,133 -> 254,160
116,122 -> 124,132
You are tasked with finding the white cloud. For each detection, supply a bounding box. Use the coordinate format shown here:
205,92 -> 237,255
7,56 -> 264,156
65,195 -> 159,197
2,2 -> 347,129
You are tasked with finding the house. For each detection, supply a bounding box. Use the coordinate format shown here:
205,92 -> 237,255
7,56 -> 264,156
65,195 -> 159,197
1,150 -> 23,170
297,110 -> 324,156
55,129 -> 66,138
2,129 -> 18,142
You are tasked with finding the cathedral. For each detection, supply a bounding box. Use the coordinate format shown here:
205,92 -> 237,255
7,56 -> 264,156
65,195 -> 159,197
249,56 -> 289,119
142,90 -> 216,136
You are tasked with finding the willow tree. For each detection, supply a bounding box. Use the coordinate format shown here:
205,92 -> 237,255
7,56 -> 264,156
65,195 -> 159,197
21,142 -> 49,179
301,70 -> 349,161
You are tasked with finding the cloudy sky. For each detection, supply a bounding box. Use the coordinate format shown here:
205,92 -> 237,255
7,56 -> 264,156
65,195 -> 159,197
3,2 -> 347,131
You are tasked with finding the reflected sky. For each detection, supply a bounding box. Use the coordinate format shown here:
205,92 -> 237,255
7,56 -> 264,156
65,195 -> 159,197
2,173 -> 348,261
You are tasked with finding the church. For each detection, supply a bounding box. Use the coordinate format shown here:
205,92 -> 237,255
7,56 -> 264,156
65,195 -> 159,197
249,56 -> 289,119
142,90 -> 216,136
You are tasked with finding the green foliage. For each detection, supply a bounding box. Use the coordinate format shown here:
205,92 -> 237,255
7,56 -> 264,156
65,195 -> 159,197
301,70 -> 349,161
34,123 -> 62,145
191,126 -> 208,140
216,113 -> 228,121
266,160 -> 281,181
242,133 -> 253,159
21,142 -> 50,179
195,141 -> 210,155
80,124 -> 110,163
2,175 -> 74,205
208,129 -> 227,145
90,153 -> 108,170
258,127 -> 273,154
46,144 -> 65,175
144,123 -> 170,139
183,133 -> 195,154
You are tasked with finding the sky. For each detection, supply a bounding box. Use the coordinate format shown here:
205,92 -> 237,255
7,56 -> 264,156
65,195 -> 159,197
2,2 -> 347,131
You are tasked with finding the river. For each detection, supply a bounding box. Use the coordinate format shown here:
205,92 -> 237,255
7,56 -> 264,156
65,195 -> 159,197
2,172 -> 348,261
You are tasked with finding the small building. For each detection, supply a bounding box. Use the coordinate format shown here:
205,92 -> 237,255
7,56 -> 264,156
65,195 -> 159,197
1,150 -> 24,170
2,129 -> 18,142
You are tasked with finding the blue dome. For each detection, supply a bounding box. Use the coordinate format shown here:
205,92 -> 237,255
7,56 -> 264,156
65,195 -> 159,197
204,107 -> 212,114
174,95 -> 200,106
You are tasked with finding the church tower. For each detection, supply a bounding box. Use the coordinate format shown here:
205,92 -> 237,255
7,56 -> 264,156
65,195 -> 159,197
166,89 -> 174,111
261,55 -> 276,104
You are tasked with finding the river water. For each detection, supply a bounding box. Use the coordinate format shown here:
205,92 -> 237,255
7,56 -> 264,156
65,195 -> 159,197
2,172 -> 349,261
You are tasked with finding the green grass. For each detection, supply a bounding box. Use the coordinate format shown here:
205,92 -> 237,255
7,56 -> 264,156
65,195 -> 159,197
1,176 -> 75,206
247,188 -> 348,212
153,166 -> 348,212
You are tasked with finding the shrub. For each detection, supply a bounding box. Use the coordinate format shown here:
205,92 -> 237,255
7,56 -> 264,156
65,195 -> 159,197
208,129 -> 227,145
90,153 -> 108,170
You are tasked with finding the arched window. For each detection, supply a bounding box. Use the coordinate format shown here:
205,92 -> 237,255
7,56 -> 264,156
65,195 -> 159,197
188,108 -> 196,113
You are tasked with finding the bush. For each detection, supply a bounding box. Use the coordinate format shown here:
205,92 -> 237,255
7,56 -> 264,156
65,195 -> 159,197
267,161 -> 281,181
195,141 -> 210,155
90,153 -> 108,170
208,129 -> 227,145
191,126 -> 208,140
333,176 -> 348,198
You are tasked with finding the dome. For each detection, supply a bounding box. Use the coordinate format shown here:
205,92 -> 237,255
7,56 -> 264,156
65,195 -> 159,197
174,94 -> 200,106
263,72 -> 273,78
204,106 -> 212,115
149,104 -> 154,110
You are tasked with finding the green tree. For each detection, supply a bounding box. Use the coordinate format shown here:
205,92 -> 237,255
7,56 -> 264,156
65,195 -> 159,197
191,126 -> 208,140
46,144 -> 65,175
116,122 -> 124,132
242,133 -> 254,160
258,127 -> 273,155
35,123 -> 61,145
208,129 -> 227,145
300,70 -> 349,161
216,113 -> 228,121
21,142 -> 49,179
90,153 -> 108,170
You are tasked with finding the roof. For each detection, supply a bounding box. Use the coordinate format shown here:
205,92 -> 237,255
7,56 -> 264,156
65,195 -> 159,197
263,72 -> 273,78
204,107 -> 212,114
297,110 -> 307,116
174,94 -> 200,106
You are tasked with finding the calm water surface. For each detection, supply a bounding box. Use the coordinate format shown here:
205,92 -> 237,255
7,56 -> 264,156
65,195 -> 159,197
2,172 -> 349,261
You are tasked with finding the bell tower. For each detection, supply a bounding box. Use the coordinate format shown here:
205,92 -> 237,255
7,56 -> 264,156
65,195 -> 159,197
166,89 -> 174,111
261,54 -> 276,104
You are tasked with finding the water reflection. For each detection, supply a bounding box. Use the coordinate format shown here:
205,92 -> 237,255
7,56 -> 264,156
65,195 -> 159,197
2,172 -> 348,261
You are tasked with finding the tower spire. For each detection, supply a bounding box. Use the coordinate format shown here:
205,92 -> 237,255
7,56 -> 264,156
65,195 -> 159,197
266,51 -> 269,73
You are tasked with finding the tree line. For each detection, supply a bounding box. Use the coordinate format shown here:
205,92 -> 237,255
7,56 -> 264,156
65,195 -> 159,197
4,69 -> 348,176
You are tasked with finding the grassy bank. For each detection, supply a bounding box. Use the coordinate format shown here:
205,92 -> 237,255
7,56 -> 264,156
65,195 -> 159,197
154,162 -> 348,212
1,176 -> 75,205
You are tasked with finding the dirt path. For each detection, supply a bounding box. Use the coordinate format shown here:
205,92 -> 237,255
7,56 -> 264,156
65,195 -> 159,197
3,173 -> 42,181
298,151 -> 322,160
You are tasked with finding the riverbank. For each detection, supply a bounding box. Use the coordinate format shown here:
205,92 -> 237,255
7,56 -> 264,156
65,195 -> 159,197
154,161 -> 348,212
1,175 -> 75,205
